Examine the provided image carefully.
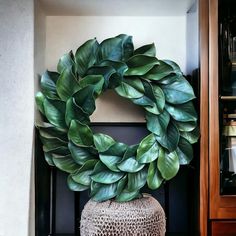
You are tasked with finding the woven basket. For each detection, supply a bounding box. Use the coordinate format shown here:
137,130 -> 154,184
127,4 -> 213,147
80,194 -> 166,236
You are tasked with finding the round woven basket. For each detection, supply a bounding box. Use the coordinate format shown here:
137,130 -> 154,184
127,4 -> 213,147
80,194 -> 166,236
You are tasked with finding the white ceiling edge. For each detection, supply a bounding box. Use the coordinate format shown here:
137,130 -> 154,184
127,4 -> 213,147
39,0 -> 196,16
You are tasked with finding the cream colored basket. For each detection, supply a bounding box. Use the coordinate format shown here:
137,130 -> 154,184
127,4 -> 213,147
80,194 -> 166,236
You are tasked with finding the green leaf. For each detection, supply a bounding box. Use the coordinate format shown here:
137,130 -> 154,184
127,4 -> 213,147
116,189 -> 140,202
40,71 -> 59,99
56,66 -> 80,101
57,51 -> 74,74
38,124 -> 68,141
44,146 -> 70,156
173,120 -> 197,132
176,137 -> 193,165
147,161 -> 163,190
43,98 -> 67,129
116,175 -> 127,196
35,92 -> 46,115
157,151 -> 179,180
163,60 -> 182,74
68,120 -> 94,147
73,85 -> 96,115
143,60 -> 174,81
52,154 -> 80,173
40,136 -> 67,152
142,81 -> 165,114
115,77 -> 144,99
165,102 -> 198,122
68,141 -> 97,165
99,60 -> 128,76
72,159 -> 98,186
156,122 -> 179,152
117,145 -> 144,173
75,38 -> 99,76
44,153 -> 55,166
93,133 -> 116,152
133,43 -> 156,57
79,75 -> 104,97
161,77 -> 195,104
67,175 -> 89,191
146,110 -> 170,136
99,142 -> 127,172
125,55 -> 159,76
127,167 -> 147,191
91,182 -> 118,202
65,98 -> 90,126
91,161 -> 124,184
116,34 -> 134,60
157,74 -> 181,85
86,65 -> 116,89
98,37 -> 122,61
137,134 -> 159,163
180,126 -> 200,144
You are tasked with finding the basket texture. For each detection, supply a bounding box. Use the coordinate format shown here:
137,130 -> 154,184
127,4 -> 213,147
80,194 -> 166,236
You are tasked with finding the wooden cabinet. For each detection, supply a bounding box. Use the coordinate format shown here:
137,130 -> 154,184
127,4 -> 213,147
200,0 -> 236,235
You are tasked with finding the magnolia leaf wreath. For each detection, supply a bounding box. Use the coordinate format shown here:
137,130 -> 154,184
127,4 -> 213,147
35,34 -> 199,202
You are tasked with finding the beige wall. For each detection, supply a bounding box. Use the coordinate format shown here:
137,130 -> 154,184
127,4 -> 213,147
0,0 -> 34,236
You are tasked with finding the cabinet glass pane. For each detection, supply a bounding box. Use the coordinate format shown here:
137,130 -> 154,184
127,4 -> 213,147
219,0 -> 236,195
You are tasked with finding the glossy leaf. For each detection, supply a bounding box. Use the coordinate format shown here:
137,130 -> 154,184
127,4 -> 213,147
98,37 -> 122,61
116,34 -> 134,60
147,161 -> 163,190
57,51 -> 74,74
156,122 -> 179,152
115,77 -> 144,98
56,66 -> 80,101
67,175 -> 89,191
161,77 -> 195,104
91,161 -> 124,184
65,98 -> 90,126
157,74 -> 181,85
117,145 -> 144,173
133,43 -> 156,57
127,167 -> 147,191
44,153 -> 55,166
40,71 -> 59,99
68,120 -> 94,147
38,124 -> 67,141
72,159 -> 98,185
99,60 -> 128,76
68,141 -> 96,165
165,102 -> 198,122
43,98 -> 67,129
52,154 -> 80,173
158,151 -> 179,180
116,189 -> 140,202
93,133 -> 116,152
116,175 -> 127,196
86,65 -> 116,89
79,75 -> 104,97
163,60 -> 182,74
146,109 -> 170,136
44,146 -> 70,156
176,137 -> 193,165
40,136 -> 67,152
75,38 -> 99,76
143,61 -> 174,80
125,55 -> 159,76
180,126 -> 200,144
137,134 -> 159,163
73,85 -> 96,115
173,120 -> 197,132
99,142 -> 127,172
91,182 -> 118,202
35,92 -> 46,115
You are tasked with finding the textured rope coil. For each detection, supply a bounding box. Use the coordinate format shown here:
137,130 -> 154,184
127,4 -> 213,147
80,195 -> 166,236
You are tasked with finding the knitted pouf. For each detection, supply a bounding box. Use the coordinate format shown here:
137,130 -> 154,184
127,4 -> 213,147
80,194 -> 166,236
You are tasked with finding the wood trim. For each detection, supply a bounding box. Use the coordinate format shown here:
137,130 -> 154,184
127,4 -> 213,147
209,0 -> 220,219
211,221 -> 236,236
199,0 -> 209,235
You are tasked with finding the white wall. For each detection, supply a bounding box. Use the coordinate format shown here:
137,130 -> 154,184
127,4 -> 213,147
46,16 -> 187,122
0,0 -> 34,236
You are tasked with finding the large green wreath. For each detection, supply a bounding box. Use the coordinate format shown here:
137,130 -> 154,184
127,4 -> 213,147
35,34 -> 199,202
